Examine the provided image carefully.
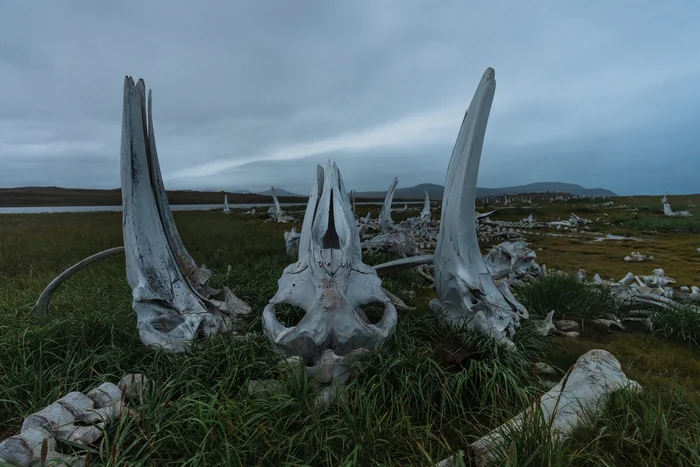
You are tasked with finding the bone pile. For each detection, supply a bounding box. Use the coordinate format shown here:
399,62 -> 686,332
624,251 -> 654,262
358,182 -> 440,257
0,374 -> 148,467
579,268 -> 700,313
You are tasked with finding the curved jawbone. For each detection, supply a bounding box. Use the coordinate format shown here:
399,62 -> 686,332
121,76 -> 251,352
432,68 -> 528,347
263,160 -> 397,363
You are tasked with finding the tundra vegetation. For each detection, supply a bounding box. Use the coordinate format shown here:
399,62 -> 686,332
1,70 -> 699,466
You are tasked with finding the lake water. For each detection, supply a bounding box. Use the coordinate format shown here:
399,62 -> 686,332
0,201 -> 423,215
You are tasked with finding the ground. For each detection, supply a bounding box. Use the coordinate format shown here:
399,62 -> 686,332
0,194 -> 699,466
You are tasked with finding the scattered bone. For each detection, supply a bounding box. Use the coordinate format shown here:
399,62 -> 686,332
381,287 -> 415,312
554,320 -> 580,333
591,318 -> 625,332
624,251 -> 654,262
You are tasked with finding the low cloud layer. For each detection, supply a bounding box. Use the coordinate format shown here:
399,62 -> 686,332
1,1 -> 699,195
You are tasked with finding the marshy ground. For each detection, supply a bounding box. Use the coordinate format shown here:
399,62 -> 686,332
1,195 -> 699,466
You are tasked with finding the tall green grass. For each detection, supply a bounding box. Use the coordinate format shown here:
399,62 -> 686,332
1,211 -> 699,465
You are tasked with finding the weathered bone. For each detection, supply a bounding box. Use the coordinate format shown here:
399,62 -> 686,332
468,349 -> 641,465
420,190 -> 431,222
483,241 -> 541,281
372,254 -> 434,277
121,76 -> 251,352
379,177 -> 398,233
0,375 -> 141,467
33,246 -> 126,319
223,194 -> 230,214
662,193 -> 692,217
263,161 -> 397,363
430,68 -> 528,347
284,227 -> 301,256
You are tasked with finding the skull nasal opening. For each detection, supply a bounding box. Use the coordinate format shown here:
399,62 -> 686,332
322,190 -> 341,249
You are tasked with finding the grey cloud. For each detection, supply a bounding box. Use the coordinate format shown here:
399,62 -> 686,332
1,0 -> 699,195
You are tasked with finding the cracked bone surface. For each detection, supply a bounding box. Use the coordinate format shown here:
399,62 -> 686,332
379,177 -> 398,233
121,77 -> 252,352
430,68 -> 528,347
468,350 -> 641,466
0,374 -> 147,467
262,161 -> 397,363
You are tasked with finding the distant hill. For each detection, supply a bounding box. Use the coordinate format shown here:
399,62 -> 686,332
256,188 -> 303,197
353,182 -> 617,199
0,186 -> 306,207
0,182 -> 616,207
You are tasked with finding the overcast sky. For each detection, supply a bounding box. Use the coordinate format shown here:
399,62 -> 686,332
1,1 -> 699,196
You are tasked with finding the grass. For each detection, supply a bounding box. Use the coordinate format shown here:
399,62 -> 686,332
1,201 -> 699,466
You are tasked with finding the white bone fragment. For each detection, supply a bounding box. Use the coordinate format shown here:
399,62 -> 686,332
534,310 -> 556,336
419,190 -> 431,222
263,161 -> 397,363
469,349 -> 641,465
379,177 -> 398,233
372,254 -> 434,277
430,68 -> 528,346
223,194 -> 230,214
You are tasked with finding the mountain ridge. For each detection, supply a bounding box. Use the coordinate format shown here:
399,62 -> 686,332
0,182 -> 617,207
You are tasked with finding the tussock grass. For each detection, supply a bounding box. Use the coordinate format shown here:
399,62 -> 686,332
1,208 -> 699,465
650,305 -> 700,348
514,273 -> 619,320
